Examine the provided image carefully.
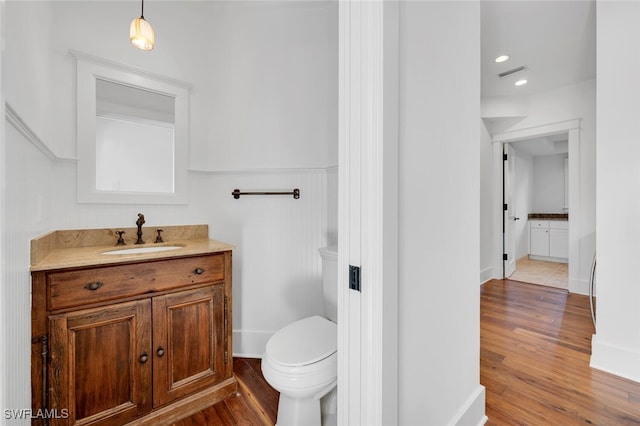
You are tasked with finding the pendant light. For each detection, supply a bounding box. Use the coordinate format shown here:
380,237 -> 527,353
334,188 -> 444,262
130,0 -> 154,51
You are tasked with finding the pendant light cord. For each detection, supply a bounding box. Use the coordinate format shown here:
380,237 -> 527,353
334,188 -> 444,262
140,0 -> 145,19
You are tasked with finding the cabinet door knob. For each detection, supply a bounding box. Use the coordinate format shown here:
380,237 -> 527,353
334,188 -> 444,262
194,268 -> 205,275
157,346 -> 165,357
139,353 -> 148,364
84,281 -> 104,291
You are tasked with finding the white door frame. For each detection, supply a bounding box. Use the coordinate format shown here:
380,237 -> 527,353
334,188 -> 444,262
0,0 -> 6,415
503,143 -> 517,277
338,1 -> 399,425
492,119 -> 581,293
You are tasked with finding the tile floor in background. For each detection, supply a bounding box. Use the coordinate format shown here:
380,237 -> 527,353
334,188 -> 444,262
508,257 -> 568,289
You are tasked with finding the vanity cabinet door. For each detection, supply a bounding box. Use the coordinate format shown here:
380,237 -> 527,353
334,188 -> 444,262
48,299 -> 152,426
152,285 -> 226,407
529,221 -> 550,257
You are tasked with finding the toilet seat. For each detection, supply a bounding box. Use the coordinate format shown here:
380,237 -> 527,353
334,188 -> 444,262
266,316 -> 337,367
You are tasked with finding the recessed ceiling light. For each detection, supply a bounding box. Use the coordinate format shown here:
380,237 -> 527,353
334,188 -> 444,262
515,79 -> 528,86
495,55 -> 509,63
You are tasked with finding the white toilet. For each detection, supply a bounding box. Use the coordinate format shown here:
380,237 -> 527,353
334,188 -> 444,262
261,246 -> 338,426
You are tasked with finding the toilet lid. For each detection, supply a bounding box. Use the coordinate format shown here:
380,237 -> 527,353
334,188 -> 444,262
266,316 -> 337,367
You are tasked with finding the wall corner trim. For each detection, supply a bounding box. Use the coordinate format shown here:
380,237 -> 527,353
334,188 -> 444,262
449,385 -> 487,426
189,166 -> 336,176
591,334 -> 640,384
5,102 -> 76,162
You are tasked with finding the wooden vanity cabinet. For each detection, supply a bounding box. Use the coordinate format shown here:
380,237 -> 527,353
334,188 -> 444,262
31,251 -> 235,426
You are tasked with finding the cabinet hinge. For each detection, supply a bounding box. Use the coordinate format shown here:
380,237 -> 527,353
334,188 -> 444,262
503,203 -> 508,211
31,334 -> 49,423
223,296 -> 229,364
503,153 -> 508,161
503,253 -> 508,261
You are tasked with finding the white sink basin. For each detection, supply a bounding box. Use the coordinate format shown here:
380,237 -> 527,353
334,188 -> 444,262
102,245 -> 183,255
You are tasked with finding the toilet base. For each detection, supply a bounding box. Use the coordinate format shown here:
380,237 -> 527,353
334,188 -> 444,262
275,394 -> 321,426
274,382 -> 337,426
322,413 -> 337,426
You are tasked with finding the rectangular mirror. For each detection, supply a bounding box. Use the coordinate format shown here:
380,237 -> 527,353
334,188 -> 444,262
95,79 -> 175,193
73,50 -> 190,204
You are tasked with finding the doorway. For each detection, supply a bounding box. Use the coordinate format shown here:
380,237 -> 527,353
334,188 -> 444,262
503,134 -> 569,289
494,119 -> 581,294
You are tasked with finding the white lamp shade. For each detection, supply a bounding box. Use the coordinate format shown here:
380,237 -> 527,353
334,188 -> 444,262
130,17 -> 154,51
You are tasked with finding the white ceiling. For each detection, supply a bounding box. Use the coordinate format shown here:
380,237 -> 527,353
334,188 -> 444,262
481,0 -> 596,98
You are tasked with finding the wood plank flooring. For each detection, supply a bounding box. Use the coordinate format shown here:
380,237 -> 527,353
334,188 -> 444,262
171,358 -> 278,426
177,279 -> 640,425
482,279 -> 640,425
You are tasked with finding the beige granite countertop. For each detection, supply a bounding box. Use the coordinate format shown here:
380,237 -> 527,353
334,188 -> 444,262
31,224 -> 234,271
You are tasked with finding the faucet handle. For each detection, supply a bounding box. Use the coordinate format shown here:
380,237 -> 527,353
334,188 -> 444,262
116,230 -> 126,246
155,229 -> 164,243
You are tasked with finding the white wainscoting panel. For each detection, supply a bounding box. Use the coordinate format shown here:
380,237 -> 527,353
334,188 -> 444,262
204,169 -> 331,357
4,121 -> 56,417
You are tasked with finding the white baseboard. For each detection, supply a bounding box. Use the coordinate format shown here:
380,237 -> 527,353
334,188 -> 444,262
232,330 -> 273,358
528,255 -> 568,264
590,334 -> 640,383
450,385 -> 486,426
480,267 -> 496,285
569,277 -> 590,296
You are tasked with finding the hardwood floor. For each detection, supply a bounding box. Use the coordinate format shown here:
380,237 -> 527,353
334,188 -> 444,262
482,279 -> 640,425
178,279 -> 640,425
171,358 -> 278,426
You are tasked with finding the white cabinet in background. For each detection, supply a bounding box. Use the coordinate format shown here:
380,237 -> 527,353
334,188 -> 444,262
529,220 -> 568,262
549,220 -> 569,258
529,221 -> 550,256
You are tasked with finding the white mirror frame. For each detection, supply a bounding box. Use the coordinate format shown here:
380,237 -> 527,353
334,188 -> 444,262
72,50 -> 190,204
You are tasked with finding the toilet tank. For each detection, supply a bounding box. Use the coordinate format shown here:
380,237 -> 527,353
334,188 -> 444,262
319,246 -> 338,322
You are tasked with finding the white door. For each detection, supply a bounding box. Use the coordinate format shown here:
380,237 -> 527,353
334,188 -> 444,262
503,144 -> 517,277
338,2 -> 399,424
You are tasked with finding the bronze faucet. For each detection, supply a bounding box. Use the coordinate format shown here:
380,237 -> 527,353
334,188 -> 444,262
115,230 -> 126,246
135,213 -> 146,244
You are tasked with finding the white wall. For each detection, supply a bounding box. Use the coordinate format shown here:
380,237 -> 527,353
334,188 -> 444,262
533,154 -> 567,213
399,2 -> 485,424
0,0 -> 7,417
48,1 -> 338,169
1,0 -> 337,415
480,121 -> 496,283
3,123 -> 56,421
591,0 -> 640,383
2,1 -> 57,420
480,79 -> 595,290
3,1 -> 54,147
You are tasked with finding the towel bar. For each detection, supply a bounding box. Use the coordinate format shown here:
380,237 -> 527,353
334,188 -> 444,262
231,188 -> 300,200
